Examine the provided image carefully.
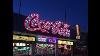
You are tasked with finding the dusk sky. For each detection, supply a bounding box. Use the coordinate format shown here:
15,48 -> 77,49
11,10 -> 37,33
13,0 -> 88,32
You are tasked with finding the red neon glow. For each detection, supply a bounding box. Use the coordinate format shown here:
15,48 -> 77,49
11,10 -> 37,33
24,13 -> 70,37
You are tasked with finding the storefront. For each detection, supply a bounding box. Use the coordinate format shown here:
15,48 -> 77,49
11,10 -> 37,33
13,32 -> 75,56
13,34 -> 36,56
13,13 -> 77,56
35,35 -> 57,56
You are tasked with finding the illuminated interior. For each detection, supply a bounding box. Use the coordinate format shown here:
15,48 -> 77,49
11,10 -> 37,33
13,43 -> 31,56
35,43 -> 55,55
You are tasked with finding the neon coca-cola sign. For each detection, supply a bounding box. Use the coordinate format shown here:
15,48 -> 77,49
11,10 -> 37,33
24,13 -> 70,37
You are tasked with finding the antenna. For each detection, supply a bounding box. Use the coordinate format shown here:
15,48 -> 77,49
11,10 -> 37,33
19,0 -> 21,15
68,8 -> 70,24
65,8 -> 67,23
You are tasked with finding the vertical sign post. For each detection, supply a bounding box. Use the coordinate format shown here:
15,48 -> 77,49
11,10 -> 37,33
55,43 -> 56,56
76,24 -> 80,39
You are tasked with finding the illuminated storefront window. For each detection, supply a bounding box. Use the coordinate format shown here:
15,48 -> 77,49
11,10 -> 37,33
35,43 -> 55,55
13,43 -> 31,56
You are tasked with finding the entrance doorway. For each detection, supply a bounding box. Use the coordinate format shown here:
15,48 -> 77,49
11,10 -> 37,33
35,43 -> 56,56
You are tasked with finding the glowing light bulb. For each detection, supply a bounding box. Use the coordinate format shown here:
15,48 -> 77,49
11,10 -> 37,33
16,43 -> 19,46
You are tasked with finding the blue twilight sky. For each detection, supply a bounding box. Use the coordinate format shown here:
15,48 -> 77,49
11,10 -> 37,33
13,0 -> 88,32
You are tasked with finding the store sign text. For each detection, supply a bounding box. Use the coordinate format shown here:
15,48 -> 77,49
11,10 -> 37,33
37,35 -> 47,42
38,38 -> 47,42
58,40 -> 73,45
48,38 -> 57,43
37,35 -> 57,43
13,35 -> 35,41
